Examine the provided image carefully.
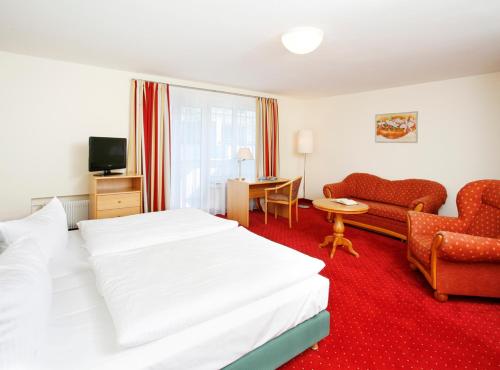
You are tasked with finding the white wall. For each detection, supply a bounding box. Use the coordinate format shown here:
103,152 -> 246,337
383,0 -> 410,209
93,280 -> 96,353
0,53 -> 123,219
1,51 -> 498,219
0,51 -> 303,219
276,98 -> 309,181
301,73 -> 500,216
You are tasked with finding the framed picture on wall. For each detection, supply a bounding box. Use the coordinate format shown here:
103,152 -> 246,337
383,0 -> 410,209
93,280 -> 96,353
375,111 -> 418,143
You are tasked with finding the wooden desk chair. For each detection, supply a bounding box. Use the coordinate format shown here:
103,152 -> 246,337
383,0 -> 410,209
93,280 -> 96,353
264,177 -> 302,228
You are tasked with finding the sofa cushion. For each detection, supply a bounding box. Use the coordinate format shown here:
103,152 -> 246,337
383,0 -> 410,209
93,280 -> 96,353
371,178 -> 424,207
468,204 -> 500,238
409,234 -> 433,268
482,182 -> 500,208
351,198 -> 408,222
342,173 -> 446,208
467,183 -> 500,238
344,174 -> 382,203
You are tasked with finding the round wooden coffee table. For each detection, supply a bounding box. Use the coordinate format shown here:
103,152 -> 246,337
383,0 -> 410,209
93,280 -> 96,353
313,198 -> 369,259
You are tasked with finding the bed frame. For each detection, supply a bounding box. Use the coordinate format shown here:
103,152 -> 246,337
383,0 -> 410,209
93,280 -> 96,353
223,310 -> 330,370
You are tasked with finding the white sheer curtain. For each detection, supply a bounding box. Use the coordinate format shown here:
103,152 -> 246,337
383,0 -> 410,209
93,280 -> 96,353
169,87 -> 256,214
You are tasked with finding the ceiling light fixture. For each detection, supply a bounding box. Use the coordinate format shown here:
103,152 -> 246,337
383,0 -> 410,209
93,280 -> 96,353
281,27 -> 324,55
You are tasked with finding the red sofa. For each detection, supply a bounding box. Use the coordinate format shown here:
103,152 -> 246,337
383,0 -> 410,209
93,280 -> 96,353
407,180 -> 500,301
323,173 -> 447,239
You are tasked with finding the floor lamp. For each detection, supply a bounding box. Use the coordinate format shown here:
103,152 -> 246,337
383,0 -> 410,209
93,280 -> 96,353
297,129 -> 313,208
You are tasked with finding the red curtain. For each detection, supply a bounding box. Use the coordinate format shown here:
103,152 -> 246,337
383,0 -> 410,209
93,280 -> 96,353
127,80 -> 170,212
257,97 -> 279,177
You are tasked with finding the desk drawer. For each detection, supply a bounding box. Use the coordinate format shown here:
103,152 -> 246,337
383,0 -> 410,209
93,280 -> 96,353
249,184 -> 268,199
97,193 -> 141,211
97,207 -> 141,219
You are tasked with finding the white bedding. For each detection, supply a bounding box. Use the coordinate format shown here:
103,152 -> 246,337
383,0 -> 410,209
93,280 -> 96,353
48,231 -> 90,278
91,226 -> 325,347
42,231 -> 329,370
77,208 -> 238,256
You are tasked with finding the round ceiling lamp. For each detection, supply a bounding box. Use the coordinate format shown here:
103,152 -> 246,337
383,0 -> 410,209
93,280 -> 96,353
281,27 -> 324,54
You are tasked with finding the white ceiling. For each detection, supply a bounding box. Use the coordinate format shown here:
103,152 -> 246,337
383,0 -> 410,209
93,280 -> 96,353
1,0 -> 500,97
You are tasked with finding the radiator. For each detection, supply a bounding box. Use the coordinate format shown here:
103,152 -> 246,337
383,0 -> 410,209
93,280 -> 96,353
31,197 -> 89,230
61,199 -> 89,230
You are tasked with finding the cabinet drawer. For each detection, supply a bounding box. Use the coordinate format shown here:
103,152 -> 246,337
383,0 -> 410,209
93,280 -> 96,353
97,193 -> 141,211
96,207 -> 141,219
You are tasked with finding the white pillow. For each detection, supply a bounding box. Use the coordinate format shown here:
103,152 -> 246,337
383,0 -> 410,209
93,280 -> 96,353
0,197 -> 68,261
0,237 -> 52,370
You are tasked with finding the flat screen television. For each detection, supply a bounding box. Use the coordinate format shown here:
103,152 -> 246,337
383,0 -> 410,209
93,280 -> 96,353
88,136 -> 127,175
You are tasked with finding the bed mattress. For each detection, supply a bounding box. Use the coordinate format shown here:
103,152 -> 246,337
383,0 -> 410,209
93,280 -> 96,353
40,231 -> 329,370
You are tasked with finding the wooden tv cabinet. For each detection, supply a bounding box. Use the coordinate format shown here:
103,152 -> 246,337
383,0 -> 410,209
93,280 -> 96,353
89,174 -> 143,219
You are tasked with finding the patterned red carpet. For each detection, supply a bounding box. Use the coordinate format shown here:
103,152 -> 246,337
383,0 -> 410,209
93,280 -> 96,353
245,204 -> 500,370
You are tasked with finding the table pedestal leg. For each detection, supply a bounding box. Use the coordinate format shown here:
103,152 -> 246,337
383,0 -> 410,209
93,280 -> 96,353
319,213 -> 359,258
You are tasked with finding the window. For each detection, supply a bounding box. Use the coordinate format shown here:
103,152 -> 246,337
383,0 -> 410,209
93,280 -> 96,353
170,87 -> 256,214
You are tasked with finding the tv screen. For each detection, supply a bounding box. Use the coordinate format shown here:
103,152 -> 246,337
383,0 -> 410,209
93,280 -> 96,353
89,137 -> 127,174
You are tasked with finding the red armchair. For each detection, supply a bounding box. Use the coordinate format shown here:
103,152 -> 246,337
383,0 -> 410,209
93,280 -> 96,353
407,180 -> 500,301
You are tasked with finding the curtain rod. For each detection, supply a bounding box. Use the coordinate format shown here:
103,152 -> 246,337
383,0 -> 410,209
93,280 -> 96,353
134,78 -> 270,99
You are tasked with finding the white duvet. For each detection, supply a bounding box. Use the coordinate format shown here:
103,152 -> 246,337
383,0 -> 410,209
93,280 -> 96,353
90,227 -> 325,348
77,208 -> 238,256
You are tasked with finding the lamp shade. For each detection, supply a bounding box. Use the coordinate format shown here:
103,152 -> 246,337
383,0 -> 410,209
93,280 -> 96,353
237,147 -> 254,160
297,129 -> 314,154
281,27 -> 324,55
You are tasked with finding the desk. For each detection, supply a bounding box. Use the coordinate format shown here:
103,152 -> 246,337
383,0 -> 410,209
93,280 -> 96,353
227,178 -> 289,227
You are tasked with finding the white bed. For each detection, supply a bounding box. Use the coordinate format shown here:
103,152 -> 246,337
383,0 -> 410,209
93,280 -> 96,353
91,226 -> 325,347
41,229 -> 329,370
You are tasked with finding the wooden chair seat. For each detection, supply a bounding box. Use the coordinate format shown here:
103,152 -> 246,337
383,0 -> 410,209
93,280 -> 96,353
267,193 -> 289,201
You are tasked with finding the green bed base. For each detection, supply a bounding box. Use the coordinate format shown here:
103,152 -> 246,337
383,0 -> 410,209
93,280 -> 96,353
223,310 -> 330,370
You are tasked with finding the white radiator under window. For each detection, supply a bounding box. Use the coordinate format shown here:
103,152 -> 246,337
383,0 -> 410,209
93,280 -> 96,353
31,196 -> 89,230
61,199 -> 89,230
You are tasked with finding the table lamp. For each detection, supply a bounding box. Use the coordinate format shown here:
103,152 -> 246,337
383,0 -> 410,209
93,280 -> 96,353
297,129 -> 314,208
237,147 -> 254,180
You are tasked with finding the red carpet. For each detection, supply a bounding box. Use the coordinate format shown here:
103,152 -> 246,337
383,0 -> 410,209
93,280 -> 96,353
244,205 -> 500,370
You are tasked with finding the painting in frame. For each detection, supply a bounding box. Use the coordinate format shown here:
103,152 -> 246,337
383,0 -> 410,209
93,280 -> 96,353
375,111 -> 418,143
